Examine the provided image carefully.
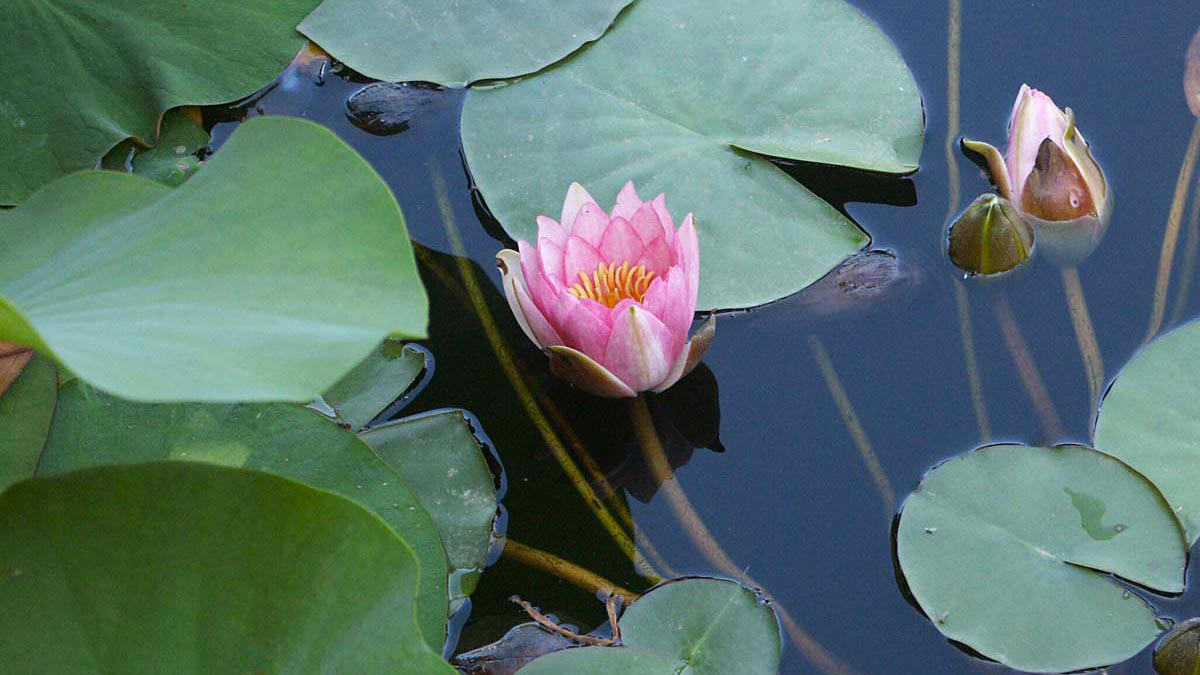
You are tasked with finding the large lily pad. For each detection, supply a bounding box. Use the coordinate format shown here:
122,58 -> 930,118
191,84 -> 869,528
0,353 -> 55,491
895,444 -> 1184,673
0,0 -> 319,204
299,0 -> 634,88
0,462 -> 455,674
362,411 -> 499,605
37,381 -> 450,651
1096,320 -> 1200,544
461,0 -> 923,310
517,578 -> 781,675
0,116 -> 427,402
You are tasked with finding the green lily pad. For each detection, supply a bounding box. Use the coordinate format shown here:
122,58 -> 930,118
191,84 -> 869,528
895,444 -> 1185,673
37,381 -> 450,651
0,462 -> 455,674
461,0 -> 923,311
0,353 -> 55,491
321,339 -> 428,431
299,0 -> 634,88
0,0 -> 320,204
517,578 -> 781,675
362,411 -> 499,607
132,108 -> 211,187
1096,321 -> 1200,544
0,116 -> 428,402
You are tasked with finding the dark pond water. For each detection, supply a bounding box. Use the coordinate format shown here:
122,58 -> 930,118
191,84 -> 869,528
212,2 -> 1200,673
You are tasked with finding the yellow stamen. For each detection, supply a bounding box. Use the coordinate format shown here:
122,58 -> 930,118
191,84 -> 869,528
567,260 -> 656,308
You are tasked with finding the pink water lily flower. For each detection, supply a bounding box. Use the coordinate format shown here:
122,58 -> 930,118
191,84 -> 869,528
497,182 -> 714,398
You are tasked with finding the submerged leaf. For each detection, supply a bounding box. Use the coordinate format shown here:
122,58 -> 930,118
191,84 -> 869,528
0,117 -> 427,402
452,623 -> 574,675
462,0 -> 924,310
0,462 -> 455,674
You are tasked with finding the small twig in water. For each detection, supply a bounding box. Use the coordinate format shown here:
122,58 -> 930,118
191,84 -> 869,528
510,594 -> 622,647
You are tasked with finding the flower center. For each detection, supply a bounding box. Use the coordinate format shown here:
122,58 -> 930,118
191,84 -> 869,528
568,260 -> 656,309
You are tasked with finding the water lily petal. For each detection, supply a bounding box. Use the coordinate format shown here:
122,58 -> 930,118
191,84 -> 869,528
650,193 -> 675,238
602,304 -> 675,392
611,180 -> 643,221
636,235 -> 672,278
599,216 -> 643,266
560,182 -> 601,230
553,292 -> 613,358
547,345 -> 637,398
563,234 -> 604,288
652,314 -> 716,393
678,214 -> 700,309
536,236 -> 566,288
497,249 -> 562,350
570,202 -> 609,247
536,215 -> 568,248
628,201 -> 665,246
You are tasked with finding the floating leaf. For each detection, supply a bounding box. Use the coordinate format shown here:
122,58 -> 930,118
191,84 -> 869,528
363,411 -> 499,607
0,0 -> 320,204
37,382 -> 450,651
129,108 -> 211,187
0,462 -> 455,674
1096,320 -> 1200,544
0,353 -> 55,491
320,339 -> 428,430
896,444 -> 1184,673
461,0 -> 923,310
0,116 -> 428,402
517,578 -> 781,675
299,0 -> 634,88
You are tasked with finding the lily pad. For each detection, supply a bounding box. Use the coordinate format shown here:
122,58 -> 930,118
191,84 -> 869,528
0,0 -> 319,204
517,578 -> 781,675
0,116 -> 428,402
0,462 -> 455,674
0,353 -> 55,491
895,444 -> 1185,673
37,381 -> 450,651
1096,320 -> 1200,544
320,339 -> 428,430
299,0 -> 634,88
461,0 -> 923,310
362,411 -> 499,606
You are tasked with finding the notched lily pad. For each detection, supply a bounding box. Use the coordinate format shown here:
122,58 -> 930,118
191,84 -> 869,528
1096,320 -> 1200,544
896,444 -> 1185,673
299,0 -> 635,87
462,0 -> 924,310
517,578 -> 781,675
0,0 -> 320,203
0,116 -> 428,402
